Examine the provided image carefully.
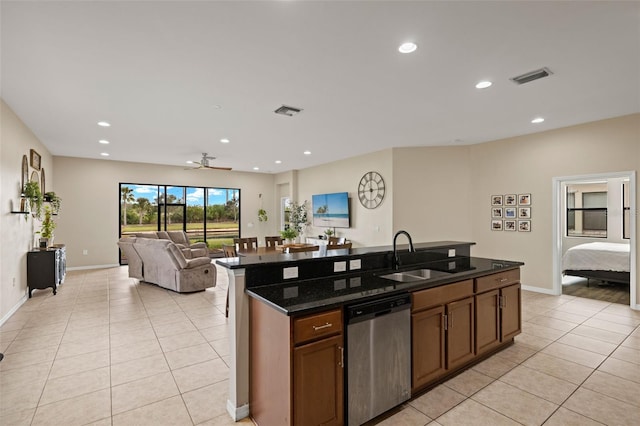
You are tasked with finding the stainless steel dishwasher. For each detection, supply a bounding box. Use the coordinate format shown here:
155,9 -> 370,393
346,293 -> 411,425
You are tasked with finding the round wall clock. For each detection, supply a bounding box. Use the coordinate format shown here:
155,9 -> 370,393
358,171 -> 385,209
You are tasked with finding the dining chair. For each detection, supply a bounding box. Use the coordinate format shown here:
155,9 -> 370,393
265,236 -> 284,248
222,244 -> 237,317
234,237 -> 258,251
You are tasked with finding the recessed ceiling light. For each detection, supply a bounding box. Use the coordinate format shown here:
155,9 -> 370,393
253,167 -> 260,171
97,121 -> 110,127
398,42 -> 417,53
186,160 -> 193,164
531,117 -> 545,124
475,81 -> 492,89
98,139 -> 109,144
100,152 -> 109,157
303,150 -> 311,155
212,104 -> 222,109
220,138 -> 230,143
275,160 -> 282,164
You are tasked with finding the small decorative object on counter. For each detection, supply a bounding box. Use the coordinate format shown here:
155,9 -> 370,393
324,228 -> 334,239
280,227 -> 297,244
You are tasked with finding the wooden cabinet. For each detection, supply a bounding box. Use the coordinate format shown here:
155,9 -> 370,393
293,335 -> 344,426
411,280 -> 474,392
250,299 -> 344,426
27,245 -> 66,298
475,270 -> 521,356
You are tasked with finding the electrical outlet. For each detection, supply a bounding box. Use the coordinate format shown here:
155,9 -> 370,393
333,261 -> 347,273
283,267 -> 298,280
83,249 -> 88,255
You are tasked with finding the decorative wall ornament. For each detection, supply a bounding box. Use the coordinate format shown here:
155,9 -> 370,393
491,193 -> 533,232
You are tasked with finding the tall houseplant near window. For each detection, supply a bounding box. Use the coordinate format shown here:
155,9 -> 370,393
287,200 -> 309,242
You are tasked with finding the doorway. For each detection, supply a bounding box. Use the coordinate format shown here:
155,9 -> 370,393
552,171 -> 636,308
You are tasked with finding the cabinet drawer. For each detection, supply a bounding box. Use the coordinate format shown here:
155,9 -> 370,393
412,280 -> 473,312
475,269 -> 520,293
293,309 -> 342,345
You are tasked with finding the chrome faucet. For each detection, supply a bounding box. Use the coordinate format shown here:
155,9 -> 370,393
392,230 -> 415,270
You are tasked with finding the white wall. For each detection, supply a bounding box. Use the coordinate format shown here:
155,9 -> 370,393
52,156 -> 277,268
468,114 -> 639,303
1,100 -> 54,322
296,149 -> 393,247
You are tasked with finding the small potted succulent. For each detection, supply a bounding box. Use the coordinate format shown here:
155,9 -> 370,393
324,228 -> 334,239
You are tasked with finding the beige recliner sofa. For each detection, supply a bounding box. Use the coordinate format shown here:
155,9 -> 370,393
132,231 -> 209,258
118,237 -> 216,292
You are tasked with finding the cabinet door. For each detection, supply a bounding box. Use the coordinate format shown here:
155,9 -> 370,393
446,296 -> 475,370
475,290 -> 500,355
500,283 -> 521,341
411,305 -> 445,391
293,334 -> 344,426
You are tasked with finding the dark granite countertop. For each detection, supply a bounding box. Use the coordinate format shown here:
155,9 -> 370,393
246,257 -> 523,316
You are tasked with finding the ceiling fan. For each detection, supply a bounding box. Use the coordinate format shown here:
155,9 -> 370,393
186,153 -> 232,171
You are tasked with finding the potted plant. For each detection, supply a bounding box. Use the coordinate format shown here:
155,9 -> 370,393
324,228 -> 334,239
44,191 -> 62,214
37,205 -> 56,248
287,200 -> 309,241
258,208 -> 268,222
280,227 -> 297,244
22,180 -> 43,220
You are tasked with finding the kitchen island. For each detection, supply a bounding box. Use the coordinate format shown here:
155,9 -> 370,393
216,241 -> 523,425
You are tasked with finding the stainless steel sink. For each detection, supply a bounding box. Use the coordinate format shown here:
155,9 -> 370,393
379,269 -> 450,282
378,272 -> 424,282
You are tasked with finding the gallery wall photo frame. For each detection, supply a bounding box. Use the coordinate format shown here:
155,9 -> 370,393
504,207 -> 517,219
504,194 -> 517,206
518,220 -> 531,232
518,193 -> 531,206
504,220 -> 517,231
491,207 -> 503,218
30,149 -> 41,171
491,195 -> 503,206
491,220 -> 503,231
518,207 -> 531,219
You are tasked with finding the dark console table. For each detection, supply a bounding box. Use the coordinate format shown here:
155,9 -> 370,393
27,245 -> 66,297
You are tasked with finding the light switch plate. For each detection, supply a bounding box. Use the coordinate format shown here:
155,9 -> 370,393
349,259 -> 362,270
334,261 -> 347,273
283,267 -> 298,279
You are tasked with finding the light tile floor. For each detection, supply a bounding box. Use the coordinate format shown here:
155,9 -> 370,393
0,267 -> 638,425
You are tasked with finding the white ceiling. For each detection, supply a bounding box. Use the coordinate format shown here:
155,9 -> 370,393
2,1 -> 639,173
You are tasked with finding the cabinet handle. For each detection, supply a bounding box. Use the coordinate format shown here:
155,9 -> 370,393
499,277 -> 508,283
443,314 -> 448,331
338,346 -> 344,368
312,322 -> 332,331
449,312 -> 454,329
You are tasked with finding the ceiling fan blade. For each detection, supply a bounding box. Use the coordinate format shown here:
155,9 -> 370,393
204,165 -> 232,171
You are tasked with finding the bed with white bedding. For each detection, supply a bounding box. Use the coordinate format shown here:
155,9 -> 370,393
562,242 -> 630,285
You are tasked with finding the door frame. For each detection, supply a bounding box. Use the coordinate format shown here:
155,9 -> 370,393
552,171 -> 637,309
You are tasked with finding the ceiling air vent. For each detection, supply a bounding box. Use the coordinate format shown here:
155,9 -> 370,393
274,105 -> 303,116
510,67 -> 553,85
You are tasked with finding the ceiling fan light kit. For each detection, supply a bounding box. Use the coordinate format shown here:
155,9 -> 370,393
187,153 -> 232,171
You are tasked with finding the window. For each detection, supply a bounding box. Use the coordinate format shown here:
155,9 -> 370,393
623,180 -> 630,239
566,183 -> 607,238
119,183 -> 240,264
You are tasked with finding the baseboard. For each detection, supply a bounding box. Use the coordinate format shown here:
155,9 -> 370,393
522,284 -> 558,295
226,400 -> 249,421
0,293 -> 28,327
66,263 -> 120,271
